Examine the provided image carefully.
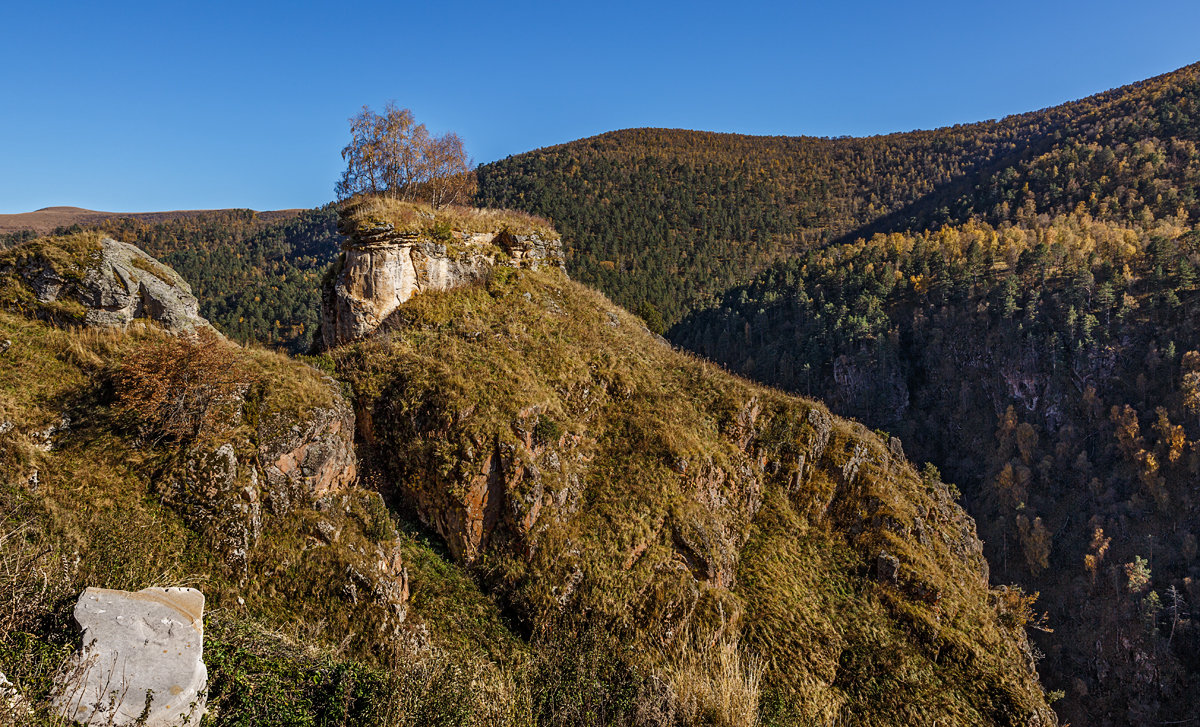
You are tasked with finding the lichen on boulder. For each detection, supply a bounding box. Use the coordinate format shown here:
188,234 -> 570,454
0,233 -> 213,332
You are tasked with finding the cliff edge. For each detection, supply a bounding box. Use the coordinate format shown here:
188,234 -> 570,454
321,197 -> 563,348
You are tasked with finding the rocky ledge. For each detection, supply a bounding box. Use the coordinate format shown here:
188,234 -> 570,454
322,209 -> 564,348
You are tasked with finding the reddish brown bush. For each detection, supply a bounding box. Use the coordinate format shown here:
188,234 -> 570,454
113,329 -> 256,443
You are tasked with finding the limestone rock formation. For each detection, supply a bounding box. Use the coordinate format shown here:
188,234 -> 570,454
54,587 -> 207,727
15,236 -> 213,332
322,219 -> 564,348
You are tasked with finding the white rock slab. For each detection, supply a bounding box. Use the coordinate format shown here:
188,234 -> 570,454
54,587 -> 206,726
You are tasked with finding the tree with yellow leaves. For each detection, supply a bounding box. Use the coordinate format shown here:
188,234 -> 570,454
336,102 -> 475,208
1016,514 -> 1052,575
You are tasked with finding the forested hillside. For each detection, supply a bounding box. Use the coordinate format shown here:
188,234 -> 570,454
671,211 -> 1200,721
476,63 -> 1200,327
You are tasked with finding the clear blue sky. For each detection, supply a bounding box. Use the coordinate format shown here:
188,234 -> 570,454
2,0 -> 1198,213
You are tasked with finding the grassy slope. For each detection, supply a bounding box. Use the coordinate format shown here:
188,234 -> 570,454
339,196 -> 557,238
0,227 -> 1056,724
0,235 -> 527,725
0,308 -> 530,725
332,265 -> 1054,725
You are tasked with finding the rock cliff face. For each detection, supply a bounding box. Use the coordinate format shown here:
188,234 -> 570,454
2,234 -> 212,332
154,366 -> 410,625
322,216 -> 564,348
333,268 -> 1058,725
159,374 -> 358,575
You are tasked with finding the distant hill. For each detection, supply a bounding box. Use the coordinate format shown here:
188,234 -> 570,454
477,62 -> 1200,327
0,205 -> 302,234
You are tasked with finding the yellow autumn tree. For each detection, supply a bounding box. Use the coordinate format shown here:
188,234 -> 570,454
1017,514 -> 1052,575
336,102 -> 476,208
1084,527 -> 1111,586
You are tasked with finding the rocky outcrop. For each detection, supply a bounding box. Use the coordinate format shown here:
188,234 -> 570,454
334,270 -> 1059,724
54,587 -> 207,727
354,399 -> 591,565
322,220 -> 565,348
16,237 -> 212,332
160,375 -> 358,575
154,371 -> 410,627
257,393 -> 359,513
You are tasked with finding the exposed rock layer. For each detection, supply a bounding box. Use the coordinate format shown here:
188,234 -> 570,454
323,221 -> 564,347
160,374 -> 358,571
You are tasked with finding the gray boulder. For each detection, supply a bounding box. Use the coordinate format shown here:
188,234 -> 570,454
13,236 -> 213,332
77,238 -> 211,331
54,587 -> 206,726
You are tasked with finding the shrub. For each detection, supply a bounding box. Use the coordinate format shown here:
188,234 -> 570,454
112,329 -> 256,444
533,417 -> 563,446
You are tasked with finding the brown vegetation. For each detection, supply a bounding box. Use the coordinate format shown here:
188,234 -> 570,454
338,194 -> 556,238
112,328 -> 257,444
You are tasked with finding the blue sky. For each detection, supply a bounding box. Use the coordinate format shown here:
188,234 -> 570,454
2,0 -> 1198,213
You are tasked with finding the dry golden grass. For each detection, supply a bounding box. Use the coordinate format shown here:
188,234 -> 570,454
641,632 -> 763,727
340,194 -> 557,238
334,267 -> 1055,725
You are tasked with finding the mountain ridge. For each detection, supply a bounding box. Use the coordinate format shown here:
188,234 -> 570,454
473,59 -> 1200,725
0,206 -> 303,235
476,61 -> 1200,325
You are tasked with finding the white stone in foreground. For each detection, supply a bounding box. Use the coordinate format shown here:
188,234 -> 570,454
54,587 -> 206,726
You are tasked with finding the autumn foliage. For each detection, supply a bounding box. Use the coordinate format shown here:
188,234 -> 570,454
113,328 -> 256,443
336,102 -> 476,208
